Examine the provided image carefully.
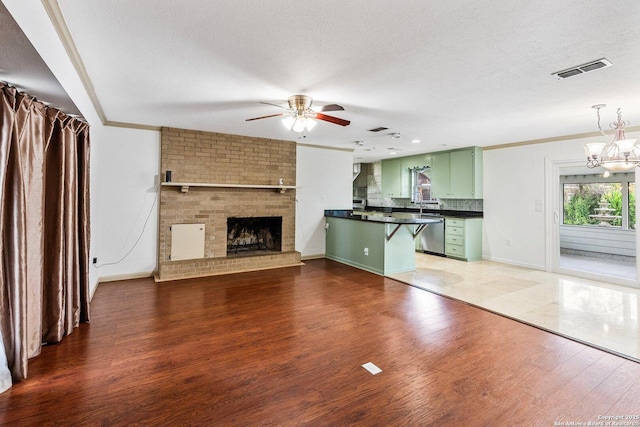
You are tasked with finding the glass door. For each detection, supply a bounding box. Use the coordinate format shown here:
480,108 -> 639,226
557,166 -> 637,283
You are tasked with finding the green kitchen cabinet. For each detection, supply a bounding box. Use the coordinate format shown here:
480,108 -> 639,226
325,215 -> 419,275
403,153 -> 431,170
444,217 -> 482,261
431,151 -> 451,199
381,154 -> 432,198
381,158 -> 411,198
431,147 -> 483,199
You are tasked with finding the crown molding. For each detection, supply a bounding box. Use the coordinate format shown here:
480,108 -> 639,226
41,0 -> 107,123
484,125 -> 640,151
104,120 -> 162,131
297,142 -> 354,152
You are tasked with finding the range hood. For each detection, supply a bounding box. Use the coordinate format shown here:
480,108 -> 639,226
353,163 -> 361,182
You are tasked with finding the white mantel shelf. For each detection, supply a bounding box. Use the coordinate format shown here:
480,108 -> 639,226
161,182 -> 299,194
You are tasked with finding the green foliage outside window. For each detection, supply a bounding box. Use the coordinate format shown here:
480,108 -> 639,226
564,185 -> 601,225
629,183 -> 636,229
603,190 -> 622,227
563,182 -> 633,228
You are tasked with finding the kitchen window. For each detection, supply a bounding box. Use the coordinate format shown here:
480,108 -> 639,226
411,167 -> 434,203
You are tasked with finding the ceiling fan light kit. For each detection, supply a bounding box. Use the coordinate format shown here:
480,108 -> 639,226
584,104 -> 639,172
282,114 -> 317,132
246,94 -> 350,133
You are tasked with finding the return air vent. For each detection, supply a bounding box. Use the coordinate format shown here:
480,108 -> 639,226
552,58 -> 612,79
368,126 -> 388,132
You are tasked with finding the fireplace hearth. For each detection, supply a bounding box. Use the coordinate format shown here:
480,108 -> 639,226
227,216 -> 282,256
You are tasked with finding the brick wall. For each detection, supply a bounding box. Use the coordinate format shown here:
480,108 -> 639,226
158,127 -> 300,281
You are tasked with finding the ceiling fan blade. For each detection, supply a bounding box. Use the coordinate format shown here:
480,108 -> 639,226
259,101 -> 289,110
316,104 -> 344,112
245,113 -> 286,121
314,113 -> 350,126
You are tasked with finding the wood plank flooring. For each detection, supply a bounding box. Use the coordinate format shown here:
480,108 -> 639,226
1,259 -> 639,426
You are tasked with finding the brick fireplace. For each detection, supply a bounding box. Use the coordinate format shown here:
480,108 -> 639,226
156,127 -> 301,281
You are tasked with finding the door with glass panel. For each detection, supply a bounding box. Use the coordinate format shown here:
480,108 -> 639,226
559,169 -> 636,282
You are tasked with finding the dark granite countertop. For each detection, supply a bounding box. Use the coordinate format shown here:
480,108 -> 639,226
363,206 -> 483,218
324,210 -> 444,224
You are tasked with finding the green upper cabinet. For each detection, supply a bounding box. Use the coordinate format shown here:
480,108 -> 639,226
430,151 -> 451,199
403,153 -> 431,170
381,154 -> 432,198
431,147 -> 483,199
381,157 -> 410,198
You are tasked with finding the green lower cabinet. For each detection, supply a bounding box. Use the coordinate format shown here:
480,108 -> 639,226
325,216 -> 417,275
444,217 -> 482,261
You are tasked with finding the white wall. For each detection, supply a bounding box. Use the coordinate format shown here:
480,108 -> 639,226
483,130 -> 640,271
90,127 -> 160,282
296,144 -> 352,258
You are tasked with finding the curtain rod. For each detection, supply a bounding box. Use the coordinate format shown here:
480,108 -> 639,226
0,80 -> 88,125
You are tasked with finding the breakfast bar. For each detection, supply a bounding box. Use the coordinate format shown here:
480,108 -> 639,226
324,210 -> 443,275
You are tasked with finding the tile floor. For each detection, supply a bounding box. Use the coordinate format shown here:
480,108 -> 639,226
389,254 -> 640,362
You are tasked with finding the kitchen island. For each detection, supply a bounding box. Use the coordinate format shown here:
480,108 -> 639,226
324,210 -> 442,275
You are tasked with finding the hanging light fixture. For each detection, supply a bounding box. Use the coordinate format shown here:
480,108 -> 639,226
281,95 -> 318,133
584,104 -> 639,172
282,112 -> 317,133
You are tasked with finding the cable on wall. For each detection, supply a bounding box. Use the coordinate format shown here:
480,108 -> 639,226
94,184 -> 160,268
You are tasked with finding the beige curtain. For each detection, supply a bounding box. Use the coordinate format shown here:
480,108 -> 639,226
0,82 -> 90,383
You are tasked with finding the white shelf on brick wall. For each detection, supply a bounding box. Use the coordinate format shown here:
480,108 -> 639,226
161,182 -> 299,194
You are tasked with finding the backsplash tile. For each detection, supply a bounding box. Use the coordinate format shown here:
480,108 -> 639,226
440,198 -> 484,211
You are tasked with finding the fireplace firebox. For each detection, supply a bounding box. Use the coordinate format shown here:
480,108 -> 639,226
227,216 -> 282,256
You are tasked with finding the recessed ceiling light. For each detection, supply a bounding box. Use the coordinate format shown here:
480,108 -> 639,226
439,144 -> 447,147
389,151 -> 397,155
411,139 -> 421,143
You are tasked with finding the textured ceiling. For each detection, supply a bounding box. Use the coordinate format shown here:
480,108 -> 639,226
11,1 -> 640,162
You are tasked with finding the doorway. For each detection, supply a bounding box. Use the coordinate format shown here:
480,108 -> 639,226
548,160 -> 638,286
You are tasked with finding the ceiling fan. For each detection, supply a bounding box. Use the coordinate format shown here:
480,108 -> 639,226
246,95 -> 350,132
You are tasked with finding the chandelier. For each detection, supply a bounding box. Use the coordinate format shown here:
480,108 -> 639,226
584,105 -> 639,172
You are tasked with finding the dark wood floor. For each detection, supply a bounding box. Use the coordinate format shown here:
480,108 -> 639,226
1,259 -> 639,426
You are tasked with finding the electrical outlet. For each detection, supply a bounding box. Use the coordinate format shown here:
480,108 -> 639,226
506,240 -> 512,247
364,248 -> 369,256
92,257 -> 97,264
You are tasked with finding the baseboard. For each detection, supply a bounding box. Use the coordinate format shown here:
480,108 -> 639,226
300,253 -> 326,261
481,255 -> 545,271
99,271 -> 156,283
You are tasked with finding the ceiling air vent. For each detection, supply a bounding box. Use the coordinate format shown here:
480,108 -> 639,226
368,126 -> 388,132
552,58 -> 612,79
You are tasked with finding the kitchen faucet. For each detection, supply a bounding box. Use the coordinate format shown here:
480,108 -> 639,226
415,187 -> 424,216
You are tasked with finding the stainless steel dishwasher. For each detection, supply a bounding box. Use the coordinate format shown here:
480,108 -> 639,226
420,215 -> 445,255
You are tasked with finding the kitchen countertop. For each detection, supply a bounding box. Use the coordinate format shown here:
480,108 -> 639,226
324,210 -> 443,224
361,206 -> 483,218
